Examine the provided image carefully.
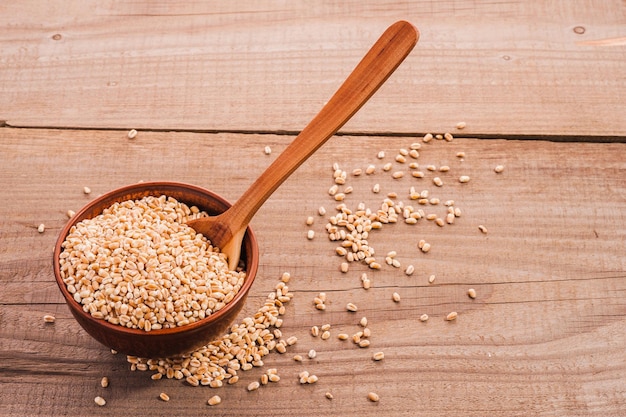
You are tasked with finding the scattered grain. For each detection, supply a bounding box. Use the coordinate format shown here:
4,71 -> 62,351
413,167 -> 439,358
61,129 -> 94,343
338,333 -> 349,340
494,165 -> 505,173
383,162 -> 393,171
368,262 -> 382,269
268,373 -> 280,382
405,264 -> 415,275
311,326 -> 320,337
456,121 -> 467,130
307,230 -> 315,240
100,376 -> 109,388
421,242 -> 431,253
456,151 -> 466,158
264,145 -> 272,155
346,302 -> 358,312
325,392 -> 334,400
372,351 -> 385,361
392,292 -> 401,303
352,168 -> 363,176
428,274 -> 436,283
478,224 -> 488,234
358,339 -> 371,348
308,349 -> 317,359
37,223 -> 45,233
127,129 -> 138,139
423,133 -> 433,143
83,186 -> 91,195
366,164 -> 376,175
186,375 -> 200,387
66,209 -> 75,218
159,392 -> 170,402
459,175 -> 471,183
377,151 -> 385,159
444,132 -> 454,141
372,183 -> 380,193
412,171 -> 425,178
247,381 -> 260,391
208,395 -> 222,406
43,314 -> 55,323
420,313 -> 429,322
368,392 -> 380,402
260,374 -> 269,385
468,288 -> 477,299
340,262 -> 349,273
446,311 -> 458,321
433,177 -> 443,187
360,316 -> 368,327
94,396 -> 106,406
321,330 -> 331,340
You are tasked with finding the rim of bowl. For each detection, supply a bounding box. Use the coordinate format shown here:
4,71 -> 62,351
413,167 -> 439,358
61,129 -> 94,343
52,181 -> 259,338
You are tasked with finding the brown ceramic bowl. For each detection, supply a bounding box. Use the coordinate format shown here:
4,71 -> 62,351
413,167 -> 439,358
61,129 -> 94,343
52,181 -> 259,358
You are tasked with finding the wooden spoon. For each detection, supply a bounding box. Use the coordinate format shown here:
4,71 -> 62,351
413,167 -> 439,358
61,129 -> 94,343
187,21 -> 419,269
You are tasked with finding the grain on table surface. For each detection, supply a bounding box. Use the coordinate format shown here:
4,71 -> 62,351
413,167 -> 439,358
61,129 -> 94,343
1,1 -> 625,415
1,128 -> 625,416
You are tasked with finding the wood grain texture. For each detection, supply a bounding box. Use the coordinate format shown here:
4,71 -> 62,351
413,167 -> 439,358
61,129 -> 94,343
1,128 -> 625,416
0,1 -> 625,137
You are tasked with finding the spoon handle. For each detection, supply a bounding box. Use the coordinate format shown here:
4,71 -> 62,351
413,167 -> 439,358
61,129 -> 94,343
228,21 -> 418,228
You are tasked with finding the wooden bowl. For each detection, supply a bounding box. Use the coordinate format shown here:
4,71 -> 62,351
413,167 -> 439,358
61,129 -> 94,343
52,181 -> 259,358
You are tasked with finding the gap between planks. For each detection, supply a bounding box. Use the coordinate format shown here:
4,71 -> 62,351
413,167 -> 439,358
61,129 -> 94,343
1,124 -> 624,144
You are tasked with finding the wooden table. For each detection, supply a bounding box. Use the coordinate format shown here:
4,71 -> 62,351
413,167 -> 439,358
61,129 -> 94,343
1,2 -> 625,416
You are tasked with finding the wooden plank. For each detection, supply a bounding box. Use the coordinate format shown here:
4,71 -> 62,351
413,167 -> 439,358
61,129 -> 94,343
0,1 -> 625,137
1,128 -> 625,416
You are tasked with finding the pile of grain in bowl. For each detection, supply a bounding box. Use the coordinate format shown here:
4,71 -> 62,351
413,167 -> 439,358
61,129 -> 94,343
58,195 -> 246,331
